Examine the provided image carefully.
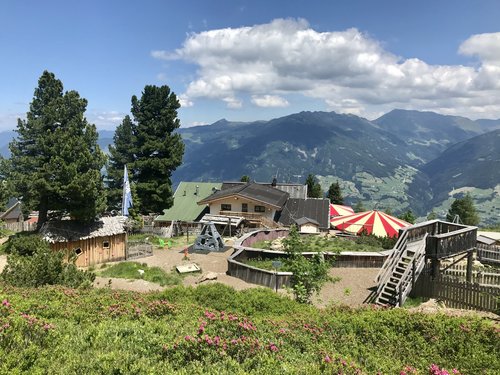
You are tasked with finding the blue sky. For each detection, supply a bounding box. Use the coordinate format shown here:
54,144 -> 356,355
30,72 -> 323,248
1,0 -> 500,131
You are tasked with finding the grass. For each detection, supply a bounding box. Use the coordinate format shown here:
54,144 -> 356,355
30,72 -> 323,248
99,261 -> 184,286
403,296 -> 427,308
128,234 -> 193,249
252,235 -> 387,252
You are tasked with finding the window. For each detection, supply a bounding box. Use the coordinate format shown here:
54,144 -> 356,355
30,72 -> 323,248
254,205 -> 266,213
242,203 -> 248,212
103,241 -> 110,249
221,204 -> 232,211
74,248 -> 82,256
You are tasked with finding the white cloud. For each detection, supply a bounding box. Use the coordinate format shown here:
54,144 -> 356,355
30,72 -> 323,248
178,94 -> 193,108
88,111 -> 127,129
152,19 -> 500,119
0,112 -> 23,131
251,95 -> 289,108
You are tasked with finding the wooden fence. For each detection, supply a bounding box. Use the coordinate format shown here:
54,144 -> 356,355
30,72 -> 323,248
477,244 -> 500,264
442,264 -> 500,288
1,221 -> 37,233
411,272 -> 500,313
126,241 -> 154,260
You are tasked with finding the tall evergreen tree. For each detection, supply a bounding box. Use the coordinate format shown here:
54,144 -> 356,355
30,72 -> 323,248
107,115 -> 136,211
446,193 -> 480,226
305,174 -> 322,198
398,209 -> 416,224
6,71 -> 106,227
110,85 -> 184,214
354,200 -> 365,213
327,181 -> 343,204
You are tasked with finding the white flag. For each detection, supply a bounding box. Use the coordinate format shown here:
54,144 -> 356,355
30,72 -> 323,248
122,165 -> 133,216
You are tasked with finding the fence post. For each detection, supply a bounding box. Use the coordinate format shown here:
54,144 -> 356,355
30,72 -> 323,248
466,250 -> 473,283
398,285 -> 403,307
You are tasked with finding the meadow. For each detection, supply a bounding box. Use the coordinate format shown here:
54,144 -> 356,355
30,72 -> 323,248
1,282 -> 498,374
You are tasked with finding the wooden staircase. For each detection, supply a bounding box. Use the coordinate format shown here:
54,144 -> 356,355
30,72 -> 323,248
375,232 -> 428,307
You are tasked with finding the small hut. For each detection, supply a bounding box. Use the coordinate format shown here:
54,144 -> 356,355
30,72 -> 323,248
295,217 -> 320,234
40,216 -> 127,267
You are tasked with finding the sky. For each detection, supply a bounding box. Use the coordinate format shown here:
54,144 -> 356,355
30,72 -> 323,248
1,0 -> 500,132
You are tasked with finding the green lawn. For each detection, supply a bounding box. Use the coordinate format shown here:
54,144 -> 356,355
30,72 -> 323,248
128,234 -> 193,249
99,261 -> 184,286
251,235 -> 388,253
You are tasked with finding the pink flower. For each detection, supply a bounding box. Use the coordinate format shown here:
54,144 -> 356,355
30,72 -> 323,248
324,355 -> 332,363
184,335 -> 192,341
1,299 -> 10,307
268,342 -> 279,352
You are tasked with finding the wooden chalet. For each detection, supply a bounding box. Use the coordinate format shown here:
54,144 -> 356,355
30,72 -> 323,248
40,216 -> 127,267
198,182 -> 289,228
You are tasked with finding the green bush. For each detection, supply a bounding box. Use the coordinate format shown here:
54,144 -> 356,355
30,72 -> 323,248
283,226 -> 333,303
0,284 -> 498,374
4,233 -> 49,256
1,237 -> 95,288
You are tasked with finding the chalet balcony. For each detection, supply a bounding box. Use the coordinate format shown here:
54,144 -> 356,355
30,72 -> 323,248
219,210 -> 266,222
219,210 -> 280,228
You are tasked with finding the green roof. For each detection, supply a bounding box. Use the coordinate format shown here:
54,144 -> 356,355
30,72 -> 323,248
154,182 -> 222,222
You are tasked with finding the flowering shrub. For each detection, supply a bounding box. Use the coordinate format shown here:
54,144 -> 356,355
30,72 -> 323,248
0,283 -> 498,373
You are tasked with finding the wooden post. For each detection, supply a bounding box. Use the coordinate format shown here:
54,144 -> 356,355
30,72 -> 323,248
412,259 -> 416,289
398,285 -> 403,307
466,250 -> 473,283
431,258 -> 440,279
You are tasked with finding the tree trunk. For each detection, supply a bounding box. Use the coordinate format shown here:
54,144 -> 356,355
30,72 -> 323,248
37,197 -> 48,231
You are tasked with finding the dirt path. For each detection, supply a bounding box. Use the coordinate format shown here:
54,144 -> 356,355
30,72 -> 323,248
0,254 -> 6,273
314,267 -> 379,307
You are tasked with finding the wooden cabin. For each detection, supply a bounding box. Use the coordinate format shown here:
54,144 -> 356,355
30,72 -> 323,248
295,217 -> 320,234
40,216 -> 127,267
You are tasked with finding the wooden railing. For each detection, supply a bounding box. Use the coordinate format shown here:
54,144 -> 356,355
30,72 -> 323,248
219,210 -> 280,228
477,244 -> 500,264
426,227 -> 477,258
220,210 -> 265,221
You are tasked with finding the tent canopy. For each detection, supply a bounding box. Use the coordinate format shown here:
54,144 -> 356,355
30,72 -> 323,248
329,204 -> 354,217
330,210 -> 410,238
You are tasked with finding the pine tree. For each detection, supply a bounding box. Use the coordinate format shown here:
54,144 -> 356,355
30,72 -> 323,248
129,85 -> 184,214
398,209 -> 416,224
354,200 -> 365,213
327,181 -> 343,204
6,71 -> 106,227
240,175 -> 250,183
446,193 -> 480,226
305,174 -> 322,198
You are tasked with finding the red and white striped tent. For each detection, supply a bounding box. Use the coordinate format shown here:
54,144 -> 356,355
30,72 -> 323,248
329,204 -> 355,218
330,210 -> 410,238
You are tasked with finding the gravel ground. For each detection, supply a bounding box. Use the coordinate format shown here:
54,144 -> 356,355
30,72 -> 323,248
92,244 -> 378,306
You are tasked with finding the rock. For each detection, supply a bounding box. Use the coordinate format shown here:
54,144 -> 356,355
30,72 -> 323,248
196,272 -> 218,284
270,238 -> 285,251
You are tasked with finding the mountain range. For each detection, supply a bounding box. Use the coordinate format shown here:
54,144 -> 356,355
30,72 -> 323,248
1,109 -> 499,225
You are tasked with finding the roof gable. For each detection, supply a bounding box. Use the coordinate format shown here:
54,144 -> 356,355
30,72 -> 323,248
198,182 -> 289,209
40,216 -> 127,243
155,182 -> 222,222
278,198 -> 330,229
